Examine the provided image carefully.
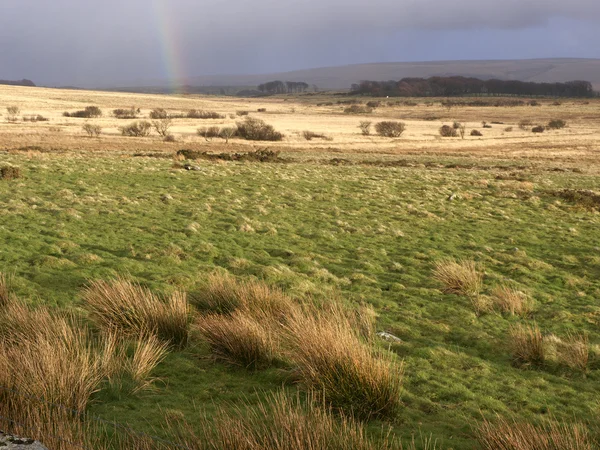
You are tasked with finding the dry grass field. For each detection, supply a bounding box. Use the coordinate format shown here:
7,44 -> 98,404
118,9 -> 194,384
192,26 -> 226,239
1,84 -> 600,449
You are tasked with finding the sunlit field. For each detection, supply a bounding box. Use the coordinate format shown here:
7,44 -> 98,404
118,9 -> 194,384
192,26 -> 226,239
1,84 -> 599,449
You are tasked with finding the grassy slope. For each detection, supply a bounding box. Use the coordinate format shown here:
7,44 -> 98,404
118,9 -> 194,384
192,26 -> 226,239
0,153 -> 599,448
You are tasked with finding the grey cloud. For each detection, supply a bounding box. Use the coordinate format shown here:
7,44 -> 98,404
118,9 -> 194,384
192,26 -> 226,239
1,0 -> 600,86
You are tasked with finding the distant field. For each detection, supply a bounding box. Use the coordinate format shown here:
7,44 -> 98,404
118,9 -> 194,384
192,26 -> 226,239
0,85 -> 599,449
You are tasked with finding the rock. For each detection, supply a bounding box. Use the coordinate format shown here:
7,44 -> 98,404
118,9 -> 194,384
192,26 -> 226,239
447,193 -> 457,201
0,431 -> 48,449
183,164 -> 202,171
161,194 -> 174,203
377,331 -> 403,343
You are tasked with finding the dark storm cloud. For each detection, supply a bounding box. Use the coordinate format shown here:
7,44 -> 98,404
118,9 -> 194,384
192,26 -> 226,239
1,0 -> 600,86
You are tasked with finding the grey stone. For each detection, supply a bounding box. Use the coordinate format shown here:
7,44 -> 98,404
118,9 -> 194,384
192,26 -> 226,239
0,431 -> 48,450
377,331 -> 403,343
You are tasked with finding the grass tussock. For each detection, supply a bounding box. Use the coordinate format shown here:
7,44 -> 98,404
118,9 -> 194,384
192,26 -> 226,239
491,285 -> 532,316
82,278 -> 190,347
475,415 -> 595,450
509,323 -> 544,367
285,307 -> 403,420
433,259 -> 483,298
0,165 -> 22,180
125,334 -> 170,393
0,272 -> 12,307
190,272 -> 294,320
552,332 -> 589,372
172,390 -> 399,450
196,312 -> 275,370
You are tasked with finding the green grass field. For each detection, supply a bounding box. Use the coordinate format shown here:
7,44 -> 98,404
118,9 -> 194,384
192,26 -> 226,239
1,151 -> 599,448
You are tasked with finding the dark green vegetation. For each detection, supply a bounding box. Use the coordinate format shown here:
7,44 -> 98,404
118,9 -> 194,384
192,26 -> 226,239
0,152 -> 599,448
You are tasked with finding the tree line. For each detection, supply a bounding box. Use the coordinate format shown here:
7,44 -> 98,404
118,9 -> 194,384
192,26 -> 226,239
257,80 -> 309,94
350,76 -> 595,98
0,79 -> 36,87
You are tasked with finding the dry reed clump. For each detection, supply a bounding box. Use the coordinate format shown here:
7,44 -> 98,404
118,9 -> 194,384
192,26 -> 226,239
190,272 -> 294,320
82,278 -> 190,347
196,312 -> 275,370
0,272 -> 13,307
491,285 -> 532,316
284,306 -> 403,420
475,415 -> 595,450
172,390 -> 399,450
550,332 -> 589,372
433,259 -> 483,299
509,323 -> 544,367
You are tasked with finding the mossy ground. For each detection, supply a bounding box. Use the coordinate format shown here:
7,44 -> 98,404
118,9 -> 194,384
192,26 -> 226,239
1,152 -> 599,448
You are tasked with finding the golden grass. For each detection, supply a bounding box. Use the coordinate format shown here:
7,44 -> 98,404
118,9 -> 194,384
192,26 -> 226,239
82,277 -> 190,347
475,415 -> 595,450
553,332 -> 589,372
168,390 -> 400,450
0,272 -> 10,307
190,272 -> 294,320
284,306 -> 403,420
433,259 -> 483,298
126,334 -> 170,393
509,323 -> 545,367
491,285 -> 532,316
196,312 -> 275,370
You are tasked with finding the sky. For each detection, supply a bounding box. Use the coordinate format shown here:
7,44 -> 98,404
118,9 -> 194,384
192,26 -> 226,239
1,0 -> 600,87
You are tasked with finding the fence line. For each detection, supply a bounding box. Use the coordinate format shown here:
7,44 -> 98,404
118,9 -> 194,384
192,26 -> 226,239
0,383 -> 192,449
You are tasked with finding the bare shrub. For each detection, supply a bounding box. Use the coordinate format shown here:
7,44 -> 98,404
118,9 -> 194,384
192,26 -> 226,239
375,121 -> 405,138
113,107 -> 138,119
120,120 -> 152,137
149,108 -> 168,119
439,125 -> 458,137
152,117 -> 173,137
504,126 -> 513,132
236,110 -> 250,116
359,121 -> 372,136
519,119 -> 533,130
366,101 -> 381,108
219,127 -> 237,143
344,105 -> 373,114
22,114 -> 48,122
491,285 -> 532,316
482,121 -> 492,128
65,106 -> 102,118
6,106 -> 20,122
452,121 -> 461,129
303,130 -> 331,141
285,307 -> 403,420
470,129 -> 483,136
257,108 -> 267,112
163,134 -> 176,142
82,123 -> 102,137
532,125 -> 545,133
475,415 -> 595,450
509,323 -> 544,367
433,259 -> 483,298
0,165 -> 22,180
187,109 -> 225,119
82,278 -> 190,347
0,272 -> 12,307
196,312 -> 275,370
547,119 -> 567,129
458,123 -> 466,139
236,117 -> 283,141
197,126 -> 221,141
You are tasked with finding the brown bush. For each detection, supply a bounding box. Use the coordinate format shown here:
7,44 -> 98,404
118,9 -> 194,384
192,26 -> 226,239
149,108 -> 168,119
375,121 -> 405,137
470,129 -> 483,136
187,110 -> 225,119
236,117 -> 283,141
152,117 -> 173,137
344,105 -> 373,114
439,125 -> 458,137
82,123 -> 102,137
120,120 -> 152,137
113,107 -> 138,119
359,121 -> 372,136
547,119 -> 567,129
532,125 -> 545,133
0,165 -> 22,180
302,130 -> 331,141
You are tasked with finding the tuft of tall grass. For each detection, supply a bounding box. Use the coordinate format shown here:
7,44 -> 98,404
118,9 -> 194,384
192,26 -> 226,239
491,285 -> 532,316
0,272 -> 12,307
509,323 -> 544,367
170,390 -> 399,450
82,278 -> 190,347
285,307 -> 403,420
126,334 -> 170,393
190,272 -> 294,321
433,259 -> 483,298
554,332 -> 589,372
196,312 -> 275,370
475,415 -> 595,450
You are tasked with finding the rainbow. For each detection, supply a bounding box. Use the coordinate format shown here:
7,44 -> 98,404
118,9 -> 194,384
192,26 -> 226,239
151,0 -> 186,92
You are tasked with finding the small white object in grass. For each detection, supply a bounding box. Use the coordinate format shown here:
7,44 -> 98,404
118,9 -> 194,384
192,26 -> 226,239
377,331 -> 402,343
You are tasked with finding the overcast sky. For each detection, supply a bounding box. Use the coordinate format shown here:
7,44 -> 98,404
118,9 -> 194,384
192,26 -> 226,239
1,0 -> 600,87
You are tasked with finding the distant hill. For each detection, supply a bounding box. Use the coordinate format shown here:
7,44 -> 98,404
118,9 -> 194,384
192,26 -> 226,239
0,79 -> 35,87
179,59 -> 600,92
